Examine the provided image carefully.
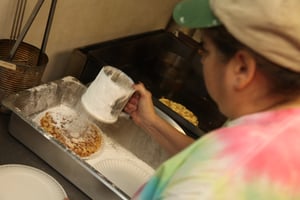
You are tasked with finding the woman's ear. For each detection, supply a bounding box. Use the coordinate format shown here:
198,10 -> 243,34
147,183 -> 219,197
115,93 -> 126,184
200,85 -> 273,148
230,50 -> 257,90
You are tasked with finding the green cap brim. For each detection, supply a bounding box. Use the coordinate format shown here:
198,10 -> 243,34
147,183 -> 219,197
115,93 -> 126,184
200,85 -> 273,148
173,0 -> 221,28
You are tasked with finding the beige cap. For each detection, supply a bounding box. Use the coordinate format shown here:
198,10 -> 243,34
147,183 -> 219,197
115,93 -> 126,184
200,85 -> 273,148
173,0 -> 300,72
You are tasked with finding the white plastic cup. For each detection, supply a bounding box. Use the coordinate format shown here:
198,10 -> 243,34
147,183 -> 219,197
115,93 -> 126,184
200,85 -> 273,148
81,66 -> 135,123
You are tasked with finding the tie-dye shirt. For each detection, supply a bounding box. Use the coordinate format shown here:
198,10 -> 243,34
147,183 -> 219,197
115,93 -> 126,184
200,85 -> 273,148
133,108 -> 300,200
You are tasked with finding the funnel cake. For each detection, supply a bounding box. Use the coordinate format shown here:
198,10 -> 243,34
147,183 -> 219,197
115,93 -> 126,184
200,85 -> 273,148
159,97 -> 199,127
40,110 -> 102,158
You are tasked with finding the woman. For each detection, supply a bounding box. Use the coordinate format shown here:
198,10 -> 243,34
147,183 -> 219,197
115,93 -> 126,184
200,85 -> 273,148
125,0 -> 300,199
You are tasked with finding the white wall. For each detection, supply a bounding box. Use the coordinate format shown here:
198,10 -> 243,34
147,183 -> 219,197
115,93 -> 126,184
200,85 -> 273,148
0,0 -> 180,82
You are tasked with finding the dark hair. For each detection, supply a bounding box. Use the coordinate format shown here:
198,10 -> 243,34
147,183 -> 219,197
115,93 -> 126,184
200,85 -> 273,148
201,26 -> 300,97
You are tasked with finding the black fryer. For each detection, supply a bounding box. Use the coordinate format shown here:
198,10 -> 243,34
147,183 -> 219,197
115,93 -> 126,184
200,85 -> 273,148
67,30 -> 227,138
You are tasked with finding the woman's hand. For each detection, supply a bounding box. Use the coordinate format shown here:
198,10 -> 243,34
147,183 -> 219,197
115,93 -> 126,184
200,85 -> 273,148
124,83 -> 157,127
125,82 -> 194,155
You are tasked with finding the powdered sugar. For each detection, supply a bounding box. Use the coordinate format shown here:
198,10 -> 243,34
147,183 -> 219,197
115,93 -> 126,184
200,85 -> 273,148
33,104 -> 103,158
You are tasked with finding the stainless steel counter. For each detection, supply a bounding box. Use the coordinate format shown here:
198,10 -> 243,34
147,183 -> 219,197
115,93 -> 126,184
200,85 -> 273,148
0,112 -> 91,200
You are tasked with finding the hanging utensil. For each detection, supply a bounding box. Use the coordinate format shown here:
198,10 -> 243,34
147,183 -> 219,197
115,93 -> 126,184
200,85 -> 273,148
10,0 -> 27,41
8,0 -> 45,61
38,0 -> 57,65
9,0 -> 27,64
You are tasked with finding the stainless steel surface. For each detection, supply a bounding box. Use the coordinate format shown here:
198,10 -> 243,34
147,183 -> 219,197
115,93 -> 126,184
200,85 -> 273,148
9,113 -> 123,199
2,76 -> 172,199
0,113 -> 91,200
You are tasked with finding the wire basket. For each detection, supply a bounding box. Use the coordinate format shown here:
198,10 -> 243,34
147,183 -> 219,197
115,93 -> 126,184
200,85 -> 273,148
0,39 -> 48,100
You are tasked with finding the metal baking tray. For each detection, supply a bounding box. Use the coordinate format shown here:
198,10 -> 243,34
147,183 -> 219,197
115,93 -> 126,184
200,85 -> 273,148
1,76 -> 173,200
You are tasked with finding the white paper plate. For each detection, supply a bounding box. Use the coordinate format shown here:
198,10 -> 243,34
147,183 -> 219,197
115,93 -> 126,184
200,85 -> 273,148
0,164 -> 67,200
95,159 -> 154,197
